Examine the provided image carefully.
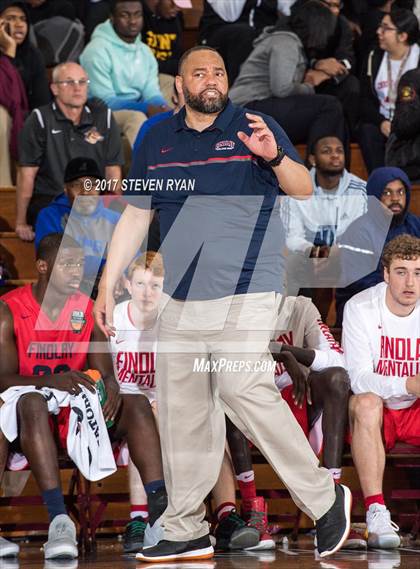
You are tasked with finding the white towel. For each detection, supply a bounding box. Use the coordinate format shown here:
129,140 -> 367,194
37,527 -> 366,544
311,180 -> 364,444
0,386 -> 116,481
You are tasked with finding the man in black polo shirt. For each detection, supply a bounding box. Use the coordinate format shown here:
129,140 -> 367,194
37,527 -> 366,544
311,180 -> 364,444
16,61 -> 123,241
94,46 -> 352,561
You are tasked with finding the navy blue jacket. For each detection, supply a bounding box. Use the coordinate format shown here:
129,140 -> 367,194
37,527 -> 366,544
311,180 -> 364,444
335,167 -> 420,323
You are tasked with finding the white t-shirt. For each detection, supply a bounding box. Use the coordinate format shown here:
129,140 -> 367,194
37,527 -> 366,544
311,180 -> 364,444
343,282 -> 420,410
375,45 -> 420,120
110,300 -> 159,401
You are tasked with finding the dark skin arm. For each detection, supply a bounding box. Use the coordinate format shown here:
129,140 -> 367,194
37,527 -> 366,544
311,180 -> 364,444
270,340 -> 315,368
269,342 -> 313,408
88,323 -> 122,424
0,301 -> 96,393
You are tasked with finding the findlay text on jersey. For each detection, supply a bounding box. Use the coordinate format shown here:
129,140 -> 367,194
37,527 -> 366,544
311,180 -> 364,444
376,336 -> 420,377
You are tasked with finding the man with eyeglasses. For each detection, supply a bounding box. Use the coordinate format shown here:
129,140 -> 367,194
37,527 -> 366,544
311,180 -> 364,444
15,61 -> 124,242
335,167 -> 420,325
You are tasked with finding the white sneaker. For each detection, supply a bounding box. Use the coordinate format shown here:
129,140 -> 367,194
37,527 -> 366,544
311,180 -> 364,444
43,514 -> 78,559
0,536 -> 19,557
366,505 -> 400,549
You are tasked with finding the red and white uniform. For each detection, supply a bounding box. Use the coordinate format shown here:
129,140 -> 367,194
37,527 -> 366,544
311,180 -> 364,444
1,284 -> 93,378
343,282 -> 420,449
110,300 -> 158,402
272,295 -> 345,442
1,284 -> 98,468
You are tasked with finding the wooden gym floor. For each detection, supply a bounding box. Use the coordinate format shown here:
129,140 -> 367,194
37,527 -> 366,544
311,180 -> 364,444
4,536 -> 420,569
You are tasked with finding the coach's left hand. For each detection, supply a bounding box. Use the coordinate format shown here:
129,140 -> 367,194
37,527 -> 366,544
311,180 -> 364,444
102,376 -> 122,424
237,113 -> 278,163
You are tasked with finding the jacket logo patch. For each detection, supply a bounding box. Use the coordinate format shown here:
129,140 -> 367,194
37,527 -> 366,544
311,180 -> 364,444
71,310 -> 86,333
215,140 -> 235,151
399,85 -> 416,102
84,127 -> 104,144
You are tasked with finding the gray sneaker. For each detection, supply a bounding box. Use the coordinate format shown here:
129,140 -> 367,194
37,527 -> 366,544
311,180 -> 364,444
366,505 -> 401,549
144,517 -> 165,547
0,536 -> 19,557
43,514 -> 78,559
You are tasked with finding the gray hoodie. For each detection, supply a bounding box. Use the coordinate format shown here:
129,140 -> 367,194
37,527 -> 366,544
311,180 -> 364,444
229,26 -> 314,105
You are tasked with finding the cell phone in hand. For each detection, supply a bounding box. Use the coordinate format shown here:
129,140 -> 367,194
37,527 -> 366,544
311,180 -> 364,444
4,22 -> 11,36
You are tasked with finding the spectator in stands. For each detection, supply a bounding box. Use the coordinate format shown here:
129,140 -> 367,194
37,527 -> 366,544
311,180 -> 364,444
343,234 -> 420,550
80,0 -> 171,147
357,0 -> 415,63
141,0 -> 190,76
230,2 -> 346,153
386,67 -> 420,180
283,135 -> 367,318
199,0 -> 279,84
290,0 -> 360,134
25,0 -> 77,23
76,0 -> 111,42
35,157 -> 121,297
335,166 -> 420,324
0,233 -> 168,559
16,61 -> 123,242
0,0 -> 50,186
359,9 -> 420,173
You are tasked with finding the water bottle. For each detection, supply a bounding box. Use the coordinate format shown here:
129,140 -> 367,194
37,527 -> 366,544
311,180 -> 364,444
85,369 -> 114,428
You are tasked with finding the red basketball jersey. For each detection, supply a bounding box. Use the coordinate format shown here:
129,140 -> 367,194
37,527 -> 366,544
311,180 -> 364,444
1,284 -> 94,377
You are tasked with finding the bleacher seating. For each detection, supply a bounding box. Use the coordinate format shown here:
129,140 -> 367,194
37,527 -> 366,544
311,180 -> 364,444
0,144 -> 419,292
0,2 -> 419,535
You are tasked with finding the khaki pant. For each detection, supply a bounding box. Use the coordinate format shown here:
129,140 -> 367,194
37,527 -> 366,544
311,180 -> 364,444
0,106 -> 13,186
113,109 -> 147,148
156,292 -> 335,541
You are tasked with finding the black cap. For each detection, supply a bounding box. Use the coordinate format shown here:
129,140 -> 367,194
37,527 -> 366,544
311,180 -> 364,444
64,157 -> 103,184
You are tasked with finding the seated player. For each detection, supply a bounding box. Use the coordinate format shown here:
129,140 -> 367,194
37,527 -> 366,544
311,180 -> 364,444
343,234 -> 420,549
220,294 -> 353,550
110,251 -> 164,552
0,234 -> 167,559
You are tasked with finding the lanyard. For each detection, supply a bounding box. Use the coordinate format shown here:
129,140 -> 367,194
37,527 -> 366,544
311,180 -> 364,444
385,47 -> 411,120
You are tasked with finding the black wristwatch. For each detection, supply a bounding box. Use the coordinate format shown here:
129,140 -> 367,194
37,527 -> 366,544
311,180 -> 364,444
264,145 -> 286,168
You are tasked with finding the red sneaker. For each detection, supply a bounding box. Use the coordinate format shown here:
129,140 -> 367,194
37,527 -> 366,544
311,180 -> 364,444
343,528 -> 367,550
242,497 -> 276,550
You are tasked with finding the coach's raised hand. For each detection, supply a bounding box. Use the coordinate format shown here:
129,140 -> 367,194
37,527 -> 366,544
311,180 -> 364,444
237,113 -> 278,162
237,113 -> 312,199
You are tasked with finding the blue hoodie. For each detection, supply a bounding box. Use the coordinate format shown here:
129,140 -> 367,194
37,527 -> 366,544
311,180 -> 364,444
80,20 -> 167,112
35,193 -> 121,278
335,167 -> 420,324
